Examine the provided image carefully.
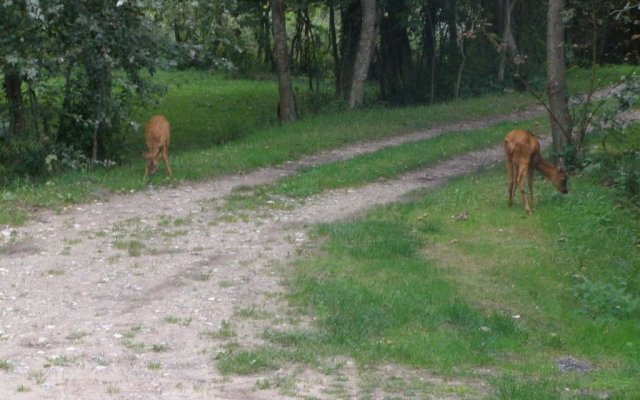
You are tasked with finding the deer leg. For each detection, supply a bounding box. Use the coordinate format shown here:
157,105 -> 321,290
161,146 -> 173,177
528,168 -> 535,210
506,157 -> 515,206
516,165 -> 532,214
144,149 -> 159,177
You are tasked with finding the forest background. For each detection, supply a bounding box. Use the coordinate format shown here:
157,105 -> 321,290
1,0 -> 637,180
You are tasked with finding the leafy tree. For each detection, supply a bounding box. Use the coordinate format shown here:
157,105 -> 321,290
0,0 -> 164,177
1,1 -> 48,138
53,1 -> 162,162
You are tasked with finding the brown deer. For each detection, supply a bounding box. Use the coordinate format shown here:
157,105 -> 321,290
143,115 -> 173,177
503,129 -> 567,214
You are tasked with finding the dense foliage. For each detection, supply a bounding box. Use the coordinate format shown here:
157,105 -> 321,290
0,0 -> 638,180
1,0 -> 166,180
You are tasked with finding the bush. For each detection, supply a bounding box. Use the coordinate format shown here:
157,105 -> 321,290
0,137 -> 49,181
45,145 -> 116,174
0,138 -> 117,184
573,277 -> 640,320
583,125 -> 640,208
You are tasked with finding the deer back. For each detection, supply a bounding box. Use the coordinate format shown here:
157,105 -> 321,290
504,129 -> 540,166
144,115 -> 170,153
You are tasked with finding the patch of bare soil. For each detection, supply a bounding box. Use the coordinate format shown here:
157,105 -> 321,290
0,99 -> 628,399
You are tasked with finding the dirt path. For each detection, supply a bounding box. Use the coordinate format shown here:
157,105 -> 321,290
0,99 -> 602,400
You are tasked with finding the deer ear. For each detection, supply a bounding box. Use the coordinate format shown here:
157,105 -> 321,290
556,158 -> 566,171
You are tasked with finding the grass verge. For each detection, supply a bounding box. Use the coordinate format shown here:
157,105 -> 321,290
4,66 -> 632,226
244,168 -> 640,398
1,88 -> 535,225
225,120 -> 538,209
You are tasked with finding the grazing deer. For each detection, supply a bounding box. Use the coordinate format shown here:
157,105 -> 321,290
503,129 -> 567,214
143,115 -> 172,177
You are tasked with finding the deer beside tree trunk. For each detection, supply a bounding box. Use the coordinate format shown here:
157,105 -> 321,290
504,129 -> 568,214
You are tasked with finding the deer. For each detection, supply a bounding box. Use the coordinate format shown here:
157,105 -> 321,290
143,115 -> 173,178
503,129 -> 568,214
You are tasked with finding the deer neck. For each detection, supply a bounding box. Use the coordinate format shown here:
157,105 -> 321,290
535,155 -> 558,179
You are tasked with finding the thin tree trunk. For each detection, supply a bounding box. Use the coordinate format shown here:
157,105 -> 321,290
4,71 -> 26,137
347,0 -> 376,107
379,0 -> 417,104
27,81 -> 50,139
329,4 -> 341,95
92,123 -> 99,162
419,4 -> 437,103
259,1 -> 273,66
546,0 -> 573,153
339,1 -> 361,99
573,7 -> 599,155
455,35 -> 466,99
270,0 -> 297,122
497,0 -> 519,82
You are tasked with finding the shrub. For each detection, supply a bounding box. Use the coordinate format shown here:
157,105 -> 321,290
0,136 -> 49,180
573,278 -> 640,320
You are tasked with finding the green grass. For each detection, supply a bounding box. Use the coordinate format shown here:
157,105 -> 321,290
1,66 -> 634,225
0,74 -> 533,225
0,359 -> 11,371
146,361 -> 162,370
112,239 -> 146,257
216,331 -> 325,376
200,320 -> 237,340
267,121 -> 532,200
566,64 -> 636,96
221,118 -> 554,212
1,67 -> 637,396
277,168 -> 640,397
133,71 -> 280,155
217,346 -> 285,375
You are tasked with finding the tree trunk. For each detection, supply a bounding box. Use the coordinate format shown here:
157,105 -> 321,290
258,1 -> 273,66
270,0 -> 297,123
338,1 -> 361,99
546,0 -> 573,153
446,0 -> 459,67
27,82 -> 50,139
497,0 -> 520,82
419,3 -> 437,103
329,4 -> 341,95
379,0 -> 417,104
289,5 -> 317,91
455,30 -> 466,99
347,0 -> 376,107
4,71 -> 26,137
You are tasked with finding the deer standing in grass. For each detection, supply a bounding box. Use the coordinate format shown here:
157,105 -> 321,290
503,129 -> 568,214
143,115 -> 173,177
